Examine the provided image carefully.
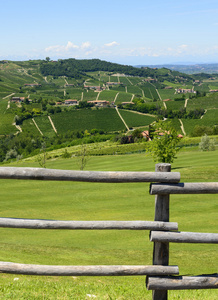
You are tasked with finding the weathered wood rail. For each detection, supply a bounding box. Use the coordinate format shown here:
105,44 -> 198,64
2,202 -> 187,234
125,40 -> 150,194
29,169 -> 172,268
0,164 -> 217,300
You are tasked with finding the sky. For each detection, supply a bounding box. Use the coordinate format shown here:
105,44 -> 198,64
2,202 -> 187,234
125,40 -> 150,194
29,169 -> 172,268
1,0 -> 218,65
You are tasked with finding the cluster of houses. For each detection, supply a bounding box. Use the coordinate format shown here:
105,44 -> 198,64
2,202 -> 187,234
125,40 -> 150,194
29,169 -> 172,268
10,97 -> 26,103
175,88 -> 196,94
58,99 -> 114,108
141,130 -> 183,141
83,82 -> 122,91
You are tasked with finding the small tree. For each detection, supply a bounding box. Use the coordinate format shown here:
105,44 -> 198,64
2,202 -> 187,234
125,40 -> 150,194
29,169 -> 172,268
76,144 -> 90,170
199,134 -> 216,151
36,142 -> 47,168
146,120 -> 180,163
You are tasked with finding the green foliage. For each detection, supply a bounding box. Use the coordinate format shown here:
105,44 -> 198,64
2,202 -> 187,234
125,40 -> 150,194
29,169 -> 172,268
36,142 -> 47,168
51,109 -> 125,133
118,109 -> 156,128
199,134 -> 216,151
75,144 -> 90,170
146,120 -> 180,163
61,149 -> 71,158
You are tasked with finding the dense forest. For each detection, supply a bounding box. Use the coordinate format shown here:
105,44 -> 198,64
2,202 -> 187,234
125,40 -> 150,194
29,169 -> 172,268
40,58 -> 191,82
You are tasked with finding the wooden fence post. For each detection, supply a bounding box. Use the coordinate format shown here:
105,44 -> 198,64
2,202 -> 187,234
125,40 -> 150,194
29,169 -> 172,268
152,163 -> 171,300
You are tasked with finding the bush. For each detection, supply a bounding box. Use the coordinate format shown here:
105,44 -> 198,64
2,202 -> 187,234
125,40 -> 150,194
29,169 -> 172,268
199,134 -> 216,151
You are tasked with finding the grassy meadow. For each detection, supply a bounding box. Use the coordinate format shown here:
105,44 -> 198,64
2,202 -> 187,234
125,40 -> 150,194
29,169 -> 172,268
0,147 -> 217,299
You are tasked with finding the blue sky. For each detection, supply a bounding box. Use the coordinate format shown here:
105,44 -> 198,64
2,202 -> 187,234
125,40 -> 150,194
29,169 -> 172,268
1,0 -> 218,65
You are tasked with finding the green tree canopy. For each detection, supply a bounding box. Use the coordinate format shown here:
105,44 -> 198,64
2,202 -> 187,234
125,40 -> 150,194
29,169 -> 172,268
146,120 -> 181,163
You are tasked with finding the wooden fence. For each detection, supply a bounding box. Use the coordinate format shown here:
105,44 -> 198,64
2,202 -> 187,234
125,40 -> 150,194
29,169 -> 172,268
0,164 -> 217,299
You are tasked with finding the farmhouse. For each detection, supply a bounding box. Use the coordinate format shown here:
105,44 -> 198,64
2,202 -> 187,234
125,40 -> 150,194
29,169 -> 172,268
84,85 -> 103,91
175,88 -> 196,94
87,100 -> 110,107
10,97 -> 25,102
141,130 -> 151,141
141,130 -> 183,141
64,99 -> 78,106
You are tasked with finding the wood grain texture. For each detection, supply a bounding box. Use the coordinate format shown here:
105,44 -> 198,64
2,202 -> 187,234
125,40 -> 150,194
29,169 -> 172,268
147,274 -> 218,290
0,262 -> 179,276
0,167 -> 180,183
150,231 -> 218,244
150,182 -> 218,195
0,218 -> 178,231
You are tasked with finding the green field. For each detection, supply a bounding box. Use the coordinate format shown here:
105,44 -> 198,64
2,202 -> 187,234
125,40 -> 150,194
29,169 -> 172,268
182,109 -> 218,135
0,100 -> 17,135
158,88 -> 177,100
187,93 -> 218,110
116,92 -> 133,104
0,148 -> 217,299
165,99 -> 186,110
98,90 -> 118,102
118,110 -> 156,128
50,108 -> 126,133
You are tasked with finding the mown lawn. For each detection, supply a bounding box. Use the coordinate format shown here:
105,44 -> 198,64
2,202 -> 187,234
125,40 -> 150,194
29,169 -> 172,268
0,149 -> 217,299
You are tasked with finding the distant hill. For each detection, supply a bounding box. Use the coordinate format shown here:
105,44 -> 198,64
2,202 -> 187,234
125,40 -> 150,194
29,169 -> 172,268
135,63 -> 218,74
39,58 -> 189,81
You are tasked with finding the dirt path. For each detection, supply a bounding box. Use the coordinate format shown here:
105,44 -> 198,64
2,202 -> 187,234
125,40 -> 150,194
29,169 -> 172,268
32,118 -> 43,135
64,77 -> 69,85
150,83 -> 166,109
179,119 -> 186,136
114,93 -> 119,103
115,106 -> 129,131
200,109 -> 207,119
126,77 -> 133,85
140,88 -> 145,98
81,92 -> 84,101
3,92 -> 15,99
96,92 -> 101,101
44,77 -> 48,83
130,94 -> 135,102
12,122 -> 22,134
125,86 -> 127,93
48,116 -> 57,133
121,109 -> 156,118
184,98 -> 189,108
6,100 -> 10,110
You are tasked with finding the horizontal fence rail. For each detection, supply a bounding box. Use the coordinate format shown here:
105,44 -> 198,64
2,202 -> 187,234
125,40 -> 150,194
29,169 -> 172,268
150,231 -> 218,244
0,165 -> 217,299
0,218 -> 178,231
147,274 -> 218,290
0,262 -> 179,276
150,182 -> 218,195
0,167 -> 180,183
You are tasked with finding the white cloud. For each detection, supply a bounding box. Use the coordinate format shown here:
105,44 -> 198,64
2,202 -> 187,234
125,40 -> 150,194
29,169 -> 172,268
104,41 -> 119,47
81,42 -> 91,49
43,41 -> 218,62
66,41 -> 79,50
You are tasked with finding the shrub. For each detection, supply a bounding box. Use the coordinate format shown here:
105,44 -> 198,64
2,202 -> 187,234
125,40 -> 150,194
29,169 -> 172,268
199,134 -> 216,151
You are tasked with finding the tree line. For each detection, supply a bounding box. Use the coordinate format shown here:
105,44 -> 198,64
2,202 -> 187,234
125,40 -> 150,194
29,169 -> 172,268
40,58 -> 192,82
